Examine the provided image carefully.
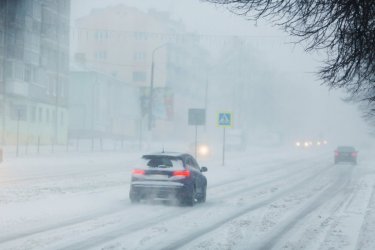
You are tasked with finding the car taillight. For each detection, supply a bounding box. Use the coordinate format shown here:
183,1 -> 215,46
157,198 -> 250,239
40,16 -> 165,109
132,169 -> 145,175
334,151 -> 339,156
352,152 -> 357,157
173,170 -> 190,177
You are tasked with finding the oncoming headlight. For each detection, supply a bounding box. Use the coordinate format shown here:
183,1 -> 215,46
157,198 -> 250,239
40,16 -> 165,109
198,144 -> 210,156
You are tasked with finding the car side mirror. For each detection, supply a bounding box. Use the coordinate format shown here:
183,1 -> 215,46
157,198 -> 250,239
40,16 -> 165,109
201,166 -> 208,172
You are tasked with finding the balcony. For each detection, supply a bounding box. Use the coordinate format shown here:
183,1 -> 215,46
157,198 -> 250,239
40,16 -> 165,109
5,79 -> 29,97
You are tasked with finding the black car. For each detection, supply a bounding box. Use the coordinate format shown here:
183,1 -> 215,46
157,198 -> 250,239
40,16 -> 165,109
334,146 -> 358,165
129,152 -> 208,206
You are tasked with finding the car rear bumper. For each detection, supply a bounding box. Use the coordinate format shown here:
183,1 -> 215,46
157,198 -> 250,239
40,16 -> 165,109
130,181 -> 192,201
335,157 -> 357,163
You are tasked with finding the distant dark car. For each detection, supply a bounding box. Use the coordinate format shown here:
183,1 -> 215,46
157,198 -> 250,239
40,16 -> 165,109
129,152 -> 208,206
334,146 -> 358,165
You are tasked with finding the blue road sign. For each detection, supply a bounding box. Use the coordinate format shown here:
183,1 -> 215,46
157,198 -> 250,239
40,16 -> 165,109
218,112 -> 232,127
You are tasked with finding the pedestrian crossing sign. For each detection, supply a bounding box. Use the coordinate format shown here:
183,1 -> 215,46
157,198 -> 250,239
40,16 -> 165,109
218,112 -> 232,127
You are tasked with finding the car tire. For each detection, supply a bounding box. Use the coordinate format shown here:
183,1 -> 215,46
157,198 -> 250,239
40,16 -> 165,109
184,186 -> 196,207
129,192 -> 140,204
200,186 -> 206,203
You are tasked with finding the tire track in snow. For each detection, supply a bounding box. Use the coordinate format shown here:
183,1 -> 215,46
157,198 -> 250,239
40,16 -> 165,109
317,173 -> 375,250
63,161 -> 334,250
355,181 -> 375,250
0,154 -> 329,249
0,157 -> 307,246
157,162 -> 337,250
253,165 -> 354,250
260,167 -> 357,250
0,154 -> 322,245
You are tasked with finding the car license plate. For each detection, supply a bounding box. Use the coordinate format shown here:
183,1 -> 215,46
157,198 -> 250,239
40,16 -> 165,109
148,174 -> 168,180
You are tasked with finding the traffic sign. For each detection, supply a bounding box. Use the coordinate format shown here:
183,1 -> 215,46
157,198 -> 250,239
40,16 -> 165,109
218,112 -> 232,127
188,108 -> 206,126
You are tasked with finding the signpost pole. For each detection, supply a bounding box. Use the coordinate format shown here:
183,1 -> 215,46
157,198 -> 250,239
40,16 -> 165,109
222,127 -> 226,166
218,112 -> 231,166
195,125 -> 198,158
16,110 -> 21,157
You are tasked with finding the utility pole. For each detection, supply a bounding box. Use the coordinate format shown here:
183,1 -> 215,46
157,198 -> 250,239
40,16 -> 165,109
148,43 -> 167,131
204,76 -> 209,131
148,59 -> 155,130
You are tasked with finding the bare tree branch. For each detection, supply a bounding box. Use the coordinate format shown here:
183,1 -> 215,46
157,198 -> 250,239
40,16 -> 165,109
204,0 -> 375,120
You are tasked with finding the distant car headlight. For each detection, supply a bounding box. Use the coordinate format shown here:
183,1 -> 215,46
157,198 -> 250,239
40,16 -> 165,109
304,142 -> 309,147
295,142 -> 301,147
317,141 -> 321,146
198,144 -> 210,156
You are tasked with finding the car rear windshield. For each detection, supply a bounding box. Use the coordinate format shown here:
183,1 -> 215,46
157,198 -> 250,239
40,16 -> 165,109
140,156 -> 184,170
337,146 -> 355,152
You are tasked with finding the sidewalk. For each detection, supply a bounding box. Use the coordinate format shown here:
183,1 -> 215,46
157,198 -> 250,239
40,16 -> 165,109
0,139 -> 144,161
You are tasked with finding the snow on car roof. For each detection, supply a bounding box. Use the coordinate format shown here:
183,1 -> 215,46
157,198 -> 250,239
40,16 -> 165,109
142,152 -> 189,158
337,146 -> 356,151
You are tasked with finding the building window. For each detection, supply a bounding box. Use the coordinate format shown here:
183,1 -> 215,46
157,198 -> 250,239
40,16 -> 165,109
133,52 -> 146,62
0,31 -> 3,49
134,32 -> 148,41
46,109 -> 50,123
132,71 -> 147,82
10,105 -> 27,121
53,82 -> 57,96
31,106 -> 36,122
47,76 -> 56,96
94,51 -> 107,60
24,65 -> 32,82
95,30 -> 108,41
60,111 -> 64,126
32,67 -> 38,83
38,107 -> 43,123
60,82 -> 66,98
53,110 -> 56,124
15,63 -> 24,80
5,62 -> 13,78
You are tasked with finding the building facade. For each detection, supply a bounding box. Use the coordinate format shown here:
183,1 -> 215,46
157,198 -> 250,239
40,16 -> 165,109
0,0 -> 70,145
69,63 -> 140,143
73,5 -> 210,141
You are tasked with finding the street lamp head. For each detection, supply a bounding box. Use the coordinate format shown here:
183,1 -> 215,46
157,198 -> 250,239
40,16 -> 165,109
152,43 -> 169,60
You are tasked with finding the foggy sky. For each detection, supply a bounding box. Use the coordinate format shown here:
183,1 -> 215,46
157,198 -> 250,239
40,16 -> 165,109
71,0 -> 371,147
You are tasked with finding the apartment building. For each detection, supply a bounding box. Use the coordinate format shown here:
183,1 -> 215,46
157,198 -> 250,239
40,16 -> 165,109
73,5 -> 183,87
0,0 -> 70,145
69,62 -> 140,143
73,5 -> 210,140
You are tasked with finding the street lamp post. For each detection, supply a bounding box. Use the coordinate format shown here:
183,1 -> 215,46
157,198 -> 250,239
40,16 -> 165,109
148,44 -> 167,131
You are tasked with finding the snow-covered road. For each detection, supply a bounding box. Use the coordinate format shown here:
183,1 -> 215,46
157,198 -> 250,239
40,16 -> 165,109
0,147 -> 374,250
